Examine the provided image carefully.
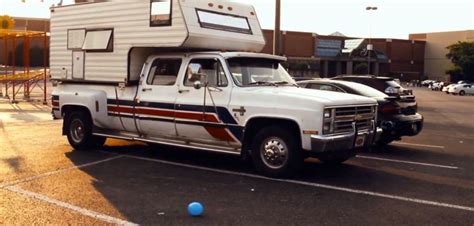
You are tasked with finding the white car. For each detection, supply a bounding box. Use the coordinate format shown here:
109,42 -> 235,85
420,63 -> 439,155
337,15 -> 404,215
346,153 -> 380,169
422,80 -> 435,86
449,84 -> 474,95
430,82 -> 442,91
442,84 -> 453,93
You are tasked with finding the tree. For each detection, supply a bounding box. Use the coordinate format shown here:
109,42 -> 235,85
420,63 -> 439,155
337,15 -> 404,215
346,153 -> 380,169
446,41 -> 474,81
354,63 -> 368,75
445,65 -> 463,82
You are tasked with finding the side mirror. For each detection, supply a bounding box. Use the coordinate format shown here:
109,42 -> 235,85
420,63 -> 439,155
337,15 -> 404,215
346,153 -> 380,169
193,81 -> 202,90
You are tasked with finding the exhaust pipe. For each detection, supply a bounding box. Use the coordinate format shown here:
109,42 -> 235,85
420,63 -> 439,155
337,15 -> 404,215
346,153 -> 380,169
410,123 -> 419,135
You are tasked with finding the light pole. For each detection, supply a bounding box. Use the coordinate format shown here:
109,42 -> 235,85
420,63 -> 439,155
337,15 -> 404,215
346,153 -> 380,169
273,0 -> 281,55
365,6 -> 377,75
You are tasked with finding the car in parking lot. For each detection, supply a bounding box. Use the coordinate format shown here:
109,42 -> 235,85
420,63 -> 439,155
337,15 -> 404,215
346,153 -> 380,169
331,75 -> 414,97
421,80 -> 436,87
443,81 -> 471,94
442,84 -> 453,93
297,79 -> 423,145
449,83 -> 474,96
438,82 -> 451,91
429,82 -> 443,91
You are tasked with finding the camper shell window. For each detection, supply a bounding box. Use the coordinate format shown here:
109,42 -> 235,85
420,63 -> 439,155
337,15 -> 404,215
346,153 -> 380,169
67,29 -> 86,50
196,9 -> 252,34
150,0 -> 172,26
82,29 -> 113,52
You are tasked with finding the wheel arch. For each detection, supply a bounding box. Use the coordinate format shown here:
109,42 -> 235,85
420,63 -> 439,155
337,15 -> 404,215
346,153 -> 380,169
61,105 -> 93,135
241,117 -> 302,158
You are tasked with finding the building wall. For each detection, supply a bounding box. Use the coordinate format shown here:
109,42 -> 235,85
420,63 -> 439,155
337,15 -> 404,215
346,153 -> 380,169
282,31 -> 315,57
261,30 -> 274,54
383,39 -> 425,80
410,30 -> 474,81
259,28 -> 425,78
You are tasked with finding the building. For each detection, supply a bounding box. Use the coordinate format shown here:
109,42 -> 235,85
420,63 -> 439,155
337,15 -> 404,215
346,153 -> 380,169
409,30 -> 474,81
261,30 -> 425,81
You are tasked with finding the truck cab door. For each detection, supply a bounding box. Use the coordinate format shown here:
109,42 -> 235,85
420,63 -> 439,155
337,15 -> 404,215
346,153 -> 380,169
136,57 -> 183,140
174,57 -> 241,148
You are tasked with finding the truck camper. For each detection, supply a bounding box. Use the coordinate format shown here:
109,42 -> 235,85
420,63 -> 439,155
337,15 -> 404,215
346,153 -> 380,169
51,0 -> 380,177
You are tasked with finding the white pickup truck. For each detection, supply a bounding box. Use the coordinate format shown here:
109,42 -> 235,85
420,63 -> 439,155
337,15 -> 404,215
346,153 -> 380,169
50,0 -> 378,177
52,51 -> 378,177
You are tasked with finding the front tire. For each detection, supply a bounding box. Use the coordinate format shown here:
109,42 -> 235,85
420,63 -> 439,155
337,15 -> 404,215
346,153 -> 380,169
251,126 -> 304,178
459,90 -> 466,96
66,111 -> 106,150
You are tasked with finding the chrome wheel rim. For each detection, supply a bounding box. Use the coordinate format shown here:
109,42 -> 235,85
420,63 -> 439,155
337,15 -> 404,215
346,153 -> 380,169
260,137 -> 289,169
70,119 -> 85,143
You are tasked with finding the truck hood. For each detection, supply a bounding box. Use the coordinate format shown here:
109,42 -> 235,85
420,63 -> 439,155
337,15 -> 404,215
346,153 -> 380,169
241,86 -> 377,106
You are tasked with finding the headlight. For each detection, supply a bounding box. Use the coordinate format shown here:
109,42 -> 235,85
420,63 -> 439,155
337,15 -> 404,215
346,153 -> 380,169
324,109 -> 331,118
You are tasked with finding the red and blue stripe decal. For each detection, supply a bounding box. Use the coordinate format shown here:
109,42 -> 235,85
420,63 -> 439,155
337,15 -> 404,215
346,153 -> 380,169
106,99 -> 244,142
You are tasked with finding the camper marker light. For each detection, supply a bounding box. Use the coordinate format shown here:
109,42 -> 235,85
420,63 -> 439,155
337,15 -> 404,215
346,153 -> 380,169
188,202 -> 204,217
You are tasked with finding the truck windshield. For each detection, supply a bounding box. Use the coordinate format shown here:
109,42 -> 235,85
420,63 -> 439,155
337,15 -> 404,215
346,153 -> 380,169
227,58 -> 296,87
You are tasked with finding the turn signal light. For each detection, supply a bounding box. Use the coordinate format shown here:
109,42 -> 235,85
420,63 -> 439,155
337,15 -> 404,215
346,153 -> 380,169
380,103 -> 401,114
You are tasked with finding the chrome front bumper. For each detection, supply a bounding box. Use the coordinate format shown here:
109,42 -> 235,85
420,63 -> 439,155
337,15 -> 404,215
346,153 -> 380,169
310,122 -> 383,153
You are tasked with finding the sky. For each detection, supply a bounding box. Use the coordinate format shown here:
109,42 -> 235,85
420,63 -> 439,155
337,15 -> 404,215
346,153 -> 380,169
0,0 -> 473,39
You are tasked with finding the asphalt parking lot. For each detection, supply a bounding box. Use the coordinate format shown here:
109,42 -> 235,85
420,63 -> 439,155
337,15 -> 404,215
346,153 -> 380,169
1,87 -> 473,225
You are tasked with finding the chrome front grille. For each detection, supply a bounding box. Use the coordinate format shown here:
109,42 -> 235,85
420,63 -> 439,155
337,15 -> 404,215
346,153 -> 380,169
335,106 -> 373,116
323,105 -> 376,134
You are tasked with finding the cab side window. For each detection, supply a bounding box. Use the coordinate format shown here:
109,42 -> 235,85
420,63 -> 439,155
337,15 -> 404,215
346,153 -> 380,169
184,59 -> 228,87
309,83 -> 343,92
147,59 -> 182,86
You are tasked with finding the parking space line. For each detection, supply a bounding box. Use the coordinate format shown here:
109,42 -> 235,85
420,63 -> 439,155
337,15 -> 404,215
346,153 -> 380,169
124,155 -> 474,212
5,186 -> 138,225
393,142 -> 445,149
0,155 -> 123,189
356,155 -> 459,170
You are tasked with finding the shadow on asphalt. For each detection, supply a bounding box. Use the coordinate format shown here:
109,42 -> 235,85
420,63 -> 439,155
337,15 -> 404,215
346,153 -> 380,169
62,141 -> 474,224
1,157 -> 25,172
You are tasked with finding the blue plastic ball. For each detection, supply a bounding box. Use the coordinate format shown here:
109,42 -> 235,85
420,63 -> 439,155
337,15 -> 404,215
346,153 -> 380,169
187,202 -> 204,216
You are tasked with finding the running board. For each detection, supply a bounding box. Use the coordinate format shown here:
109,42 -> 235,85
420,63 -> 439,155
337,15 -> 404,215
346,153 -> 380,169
92,131 -> 241,156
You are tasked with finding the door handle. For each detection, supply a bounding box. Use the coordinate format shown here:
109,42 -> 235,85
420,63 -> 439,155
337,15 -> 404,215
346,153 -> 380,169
178,89 -> 190,94
142,88 -> 152,92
